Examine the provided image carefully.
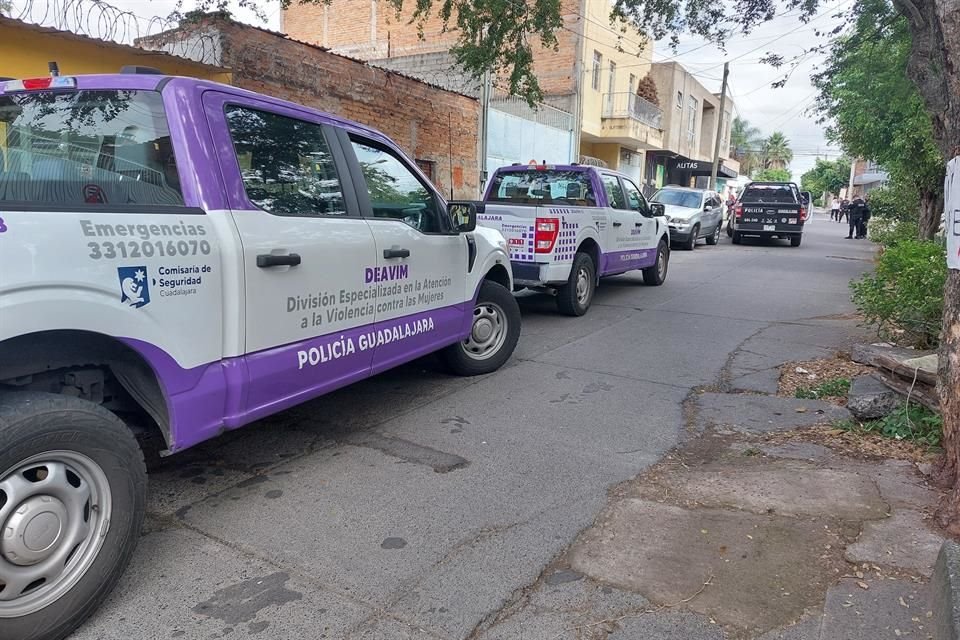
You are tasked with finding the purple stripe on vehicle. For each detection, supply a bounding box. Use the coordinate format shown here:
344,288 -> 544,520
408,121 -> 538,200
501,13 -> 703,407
599,248 -> 656,276
122,302 -> 471,452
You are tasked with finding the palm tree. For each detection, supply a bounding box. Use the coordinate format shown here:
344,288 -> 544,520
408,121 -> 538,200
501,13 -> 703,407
730,117 -> 763,176
761,131 -> 794,171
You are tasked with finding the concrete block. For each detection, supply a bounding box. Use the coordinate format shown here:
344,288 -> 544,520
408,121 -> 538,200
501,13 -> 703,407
847,374 -> 903,420
932,540 -> 960,640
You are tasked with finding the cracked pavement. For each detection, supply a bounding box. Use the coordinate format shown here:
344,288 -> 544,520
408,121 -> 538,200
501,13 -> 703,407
73,218 -> 893,640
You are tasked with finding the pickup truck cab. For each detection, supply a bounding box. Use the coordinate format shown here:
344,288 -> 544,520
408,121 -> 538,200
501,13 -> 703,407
477,164 -> 670,316
0,72 -> 520,640
730,181 -> 808,247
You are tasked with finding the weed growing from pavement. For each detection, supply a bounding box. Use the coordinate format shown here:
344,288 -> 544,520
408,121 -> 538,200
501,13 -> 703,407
838,404 -> 943,448
795,378 -> 852,400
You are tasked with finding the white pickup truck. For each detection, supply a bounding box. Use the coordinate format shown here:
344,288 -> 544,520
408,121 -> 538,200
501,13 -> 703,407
478,165 -> 670,315
0,71 -> 520,640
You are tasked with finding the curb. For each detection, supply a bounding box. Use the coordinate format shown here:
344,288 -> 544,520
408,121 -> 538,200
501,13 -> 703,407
933,540 -> 960,640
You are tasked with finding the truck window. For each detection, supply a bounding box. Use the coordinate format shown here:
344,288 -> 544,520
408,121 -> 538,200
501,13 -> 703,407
0,90 -> 183,207
740,184 -> 798,204
225,105 -> 346,217
621,178 -> 649,215
487,169 -> 597,206
601,174 -> 627,209
349,137 -> 442,233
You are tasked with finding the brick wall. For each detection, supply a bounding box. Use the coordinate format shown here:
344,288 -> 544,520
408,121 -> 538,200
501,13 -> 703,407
147,17 -> 480,199
284,0 -> 582,98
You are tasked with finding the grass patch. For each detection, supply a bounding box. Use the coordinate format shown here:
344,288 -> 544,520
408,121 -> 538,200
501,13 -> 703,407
838,404 -> 942,448
795,378 -> 851,400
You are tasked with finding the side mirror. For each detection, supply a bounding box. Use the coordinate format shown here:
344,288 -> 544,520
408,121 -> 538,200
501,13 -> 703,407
650,202 -> 665,217
448,201 -> 479,232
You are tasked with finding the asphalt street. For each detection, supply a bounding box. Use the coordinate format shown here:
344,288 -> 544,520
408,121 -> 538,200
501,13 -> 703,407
73,214 -> 878,640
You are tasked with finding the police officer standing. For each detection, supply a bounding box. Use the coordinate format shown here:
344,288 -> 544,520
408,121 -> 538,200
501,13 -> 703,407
846,197 -> 868,239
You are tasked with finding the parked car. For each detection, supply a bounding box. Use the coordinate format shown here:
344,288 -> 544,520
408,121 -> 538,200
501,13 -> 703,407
0,71 -> 522,640
650,186 -> 725,250
729,181 -> 808,247
477,164 -> 670,316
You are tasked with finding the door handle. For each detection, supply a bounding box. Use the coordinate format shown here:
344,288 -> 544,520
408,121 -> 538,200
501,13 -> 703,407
256,253 -> 301,268
635,222 -> 644,227
383,247 -> 411,259
612,222 -> 623,227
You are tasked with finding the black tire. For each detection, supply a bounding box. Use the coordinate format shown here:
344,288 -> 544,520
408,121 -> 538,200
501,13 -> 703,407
726,220 -> 734,237
440,280 -> 521,375
706,223 -> 721,246
0,391 -> 146,640
642,239 -> 669,286
556,252 -> 596,316
684,225 -> 699,251
732,231 -> 743,245
791,235 -> 803,247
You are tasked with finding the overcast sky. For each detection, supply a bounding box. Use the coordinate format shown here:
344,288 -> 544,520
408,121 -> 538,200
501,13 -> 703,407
22,0 -> 846,178
652,3 -> 850,178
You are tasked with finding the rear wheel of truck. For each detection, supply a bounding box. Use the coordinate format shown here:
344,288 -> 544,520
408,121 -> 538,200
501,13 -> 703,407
791,235 -> 803,247
556,252 -> 596,316
732,231 -> 743,245
0,392 -> 146,640
441,280 -> 521,375
642,240 -> 669,286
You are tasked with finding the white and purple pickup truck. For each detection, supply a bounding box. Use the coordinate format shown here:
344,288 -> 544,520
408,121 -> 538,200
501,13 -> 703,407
0,71 -> 521,640
477,164 -> 670,315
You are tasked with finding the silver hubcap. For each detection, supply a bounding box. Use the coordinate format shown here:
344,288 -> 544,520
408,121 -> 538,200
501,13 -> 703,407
462,301 -> 508,361
0,452 -> 112,618
657,248 -> 667,279
575,267 -> 591,305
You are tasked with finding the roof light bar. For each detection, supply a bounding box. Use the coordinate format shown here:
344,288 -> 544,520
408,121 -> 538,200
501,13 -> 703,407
3,76 -> 77,92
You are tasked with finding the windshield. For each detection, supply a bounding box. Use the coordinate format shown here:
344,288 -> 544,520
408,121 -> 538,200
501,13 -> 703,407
741,184 -> 798,204
652,189 -> 701,209
0,90 -> 184,206
487,169 -> 597,206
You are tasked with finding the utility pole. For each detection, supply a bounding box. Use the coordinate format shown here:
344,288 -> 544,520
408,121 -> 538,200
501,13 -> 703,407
709,62 -> 730,191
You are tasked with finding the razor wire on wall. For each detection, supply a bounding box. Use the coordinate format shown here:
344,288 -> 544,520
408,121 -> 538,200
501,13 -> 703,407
3,0 -> 224,63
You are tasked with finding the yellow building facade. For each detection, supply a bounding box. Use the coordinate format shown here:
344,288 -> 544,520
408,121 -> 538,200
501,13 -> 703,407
0,16 -> 231,82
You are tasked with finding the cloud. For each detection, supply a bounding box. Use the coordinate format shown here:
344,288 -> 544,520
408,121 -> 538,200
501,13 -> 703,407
654,4 -> 849,178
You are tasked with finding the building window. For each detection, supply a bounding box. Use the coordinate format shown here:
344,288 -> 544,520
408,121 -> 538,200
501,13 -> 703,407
629,74 -> 637,94
676,91 -> 683,110
592,51 -> 603,91
687,96 -> 698,136
608,61 -> 617,94
415,159 -> 435,181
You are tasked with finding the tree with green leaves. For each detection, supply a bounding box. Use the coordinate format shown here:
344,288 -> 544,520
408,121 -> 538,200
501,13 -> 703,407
812,0 -> 944,240
753,167 -> 792,182
257,0 -> 960,533
730,117 -> 763,177
801,158 -> 852,198
760,132 -> 793,171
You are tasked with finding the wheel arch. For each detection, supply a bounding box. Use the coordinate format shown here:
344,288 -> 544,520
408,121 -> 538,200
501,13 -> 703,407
483,263 -> 512,292
576,236 -> 601,276
0,330 -> 171,449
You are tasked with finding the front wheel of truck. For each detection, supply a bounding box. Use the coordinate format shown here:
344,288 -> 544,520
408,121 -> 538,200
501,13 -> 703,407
642,239 -> 669,286
0,392 -> 146,640
556,252 -> 596,316
441,280 -> 522,376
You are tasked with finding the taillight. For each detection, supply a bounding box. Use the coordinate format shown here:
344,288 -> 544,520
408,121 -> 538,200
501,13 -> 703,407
799,206 -> 807,221
3,76 -> 77,92
534,217 -> 560,253
735,204 -> 743,219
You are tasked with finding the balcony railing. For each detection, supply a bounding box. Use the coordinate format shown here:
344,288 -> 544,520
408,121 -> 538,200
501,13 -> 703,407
602,93 -> 663,129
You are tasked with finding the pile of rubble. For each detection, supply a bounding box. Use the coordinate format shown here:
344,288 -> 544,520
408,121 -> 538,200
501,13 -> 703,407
848,343 -> 939,420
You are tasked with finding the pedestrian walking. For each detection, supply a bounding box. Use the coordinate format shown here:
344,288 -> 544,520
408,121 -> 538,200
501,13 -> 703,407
838,199 -> 850,224
830,197 -> 840,221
